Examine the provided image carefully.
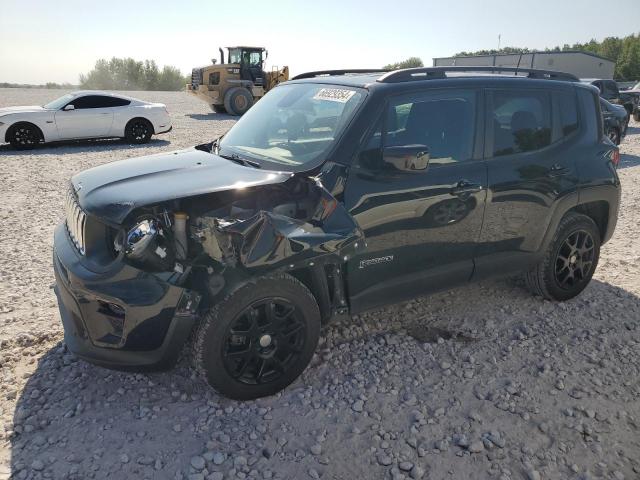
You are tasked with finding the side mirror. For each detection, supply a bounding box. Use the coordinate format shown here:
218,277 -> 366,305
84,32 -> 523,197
382,144 -> 430,172
63,104 -> 75,111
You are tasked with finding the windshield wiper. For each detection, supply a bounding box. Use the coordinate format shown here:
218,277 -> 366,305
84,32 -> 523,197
218,152 -> 262,169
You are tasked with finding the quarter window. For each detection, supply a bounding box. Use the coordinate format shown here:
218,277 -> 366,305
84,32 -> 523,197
491,91 -> 552,157
385,90 -> 477,164
557,91 -> 579,137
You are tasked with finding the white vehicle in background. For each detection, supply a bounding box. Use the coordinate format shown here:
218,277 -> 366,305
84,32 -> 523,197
0,91 -> 172,149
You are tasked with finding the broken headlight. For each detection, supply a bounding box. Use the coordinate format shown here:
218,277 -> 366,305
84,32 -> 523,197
115,218 -> 174,270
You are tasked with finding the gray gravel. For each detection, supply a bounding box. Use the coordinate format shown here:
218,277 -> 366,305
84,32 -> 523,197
1,88 -> 640,479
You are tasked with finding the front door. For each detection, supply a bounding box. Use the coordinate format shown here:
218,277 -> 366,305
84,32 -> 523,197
55,95 -> 114,139
344,88 -> 487,313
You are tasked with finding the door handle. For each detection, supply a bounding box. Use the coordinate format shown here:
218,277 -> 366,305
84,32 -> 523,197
547,164 -> 570,177
451,180 -> 482,196
100,112 -> 110,115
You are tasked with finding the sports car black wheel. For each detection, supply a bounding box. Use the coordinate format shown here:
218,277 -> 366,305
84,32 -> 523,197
125,118 -> 153,144
8,123 -> 43,150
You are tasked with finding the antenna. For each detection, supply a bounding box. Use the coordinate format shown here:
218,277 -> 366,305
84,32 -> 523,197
515,51 -> 523,76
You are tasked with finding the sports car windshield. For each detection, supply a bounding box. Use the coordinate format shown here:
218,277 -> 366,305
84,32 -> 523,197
43,94 -> 74,110
218,83 -> 365,169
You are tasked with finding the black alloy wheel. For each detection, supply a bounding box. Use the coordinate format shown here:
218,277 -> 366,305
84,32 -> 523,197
125,119 -> 153,144
554,229 -> 595,290
8,123 -> 42,149
193,273 -> 321,400
525,212 -> 601,301
222,298 -> 305,385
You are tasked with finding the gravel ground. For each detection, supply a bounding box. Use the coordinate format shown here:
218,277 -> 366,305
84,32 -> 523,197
0,88 -> 639,480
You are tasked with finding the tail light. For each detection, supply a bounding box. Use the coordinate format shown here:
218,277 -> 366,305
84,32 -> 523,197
612,149 -> 620,168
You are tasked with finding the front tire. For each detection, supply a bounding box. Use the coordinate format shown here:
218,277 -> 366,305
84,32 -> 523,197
525,212 -> 601,301
125,118 -> 153,144
193,273 -> 321,400
7,122 -> 43,150
223,87 -> 253,116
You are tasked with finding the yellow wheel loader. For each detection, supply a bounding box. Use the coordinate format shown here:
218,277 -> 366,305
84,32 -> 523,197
186,46 -> 289,116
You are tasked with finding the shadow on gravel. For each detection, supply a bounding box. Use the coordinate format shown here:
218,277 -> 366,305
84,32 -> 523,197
619,152 -> 640,169
8,278 -> 640,479
186,113 -> 235,121
0,138 -> 170,156
625,124 -> 639,136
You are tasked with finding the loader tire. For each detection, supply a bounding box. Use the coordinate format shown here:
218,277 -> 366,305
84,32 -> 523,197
224,88 -> 253,116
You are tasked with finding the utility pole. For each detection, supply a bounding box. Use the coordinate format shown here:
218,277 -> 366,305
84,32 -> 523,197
497,34 -> 501,51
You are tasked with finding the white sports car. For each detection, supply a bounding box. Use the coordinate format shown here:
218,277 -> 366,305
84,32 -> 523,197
0,91 -> 172,149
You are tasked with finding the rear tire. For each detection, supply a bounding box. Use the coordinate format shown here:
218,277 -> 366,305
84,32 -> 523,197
211,105 -> 227,114
525,212 -> 600,301
634,111 -> 640,122
125,118 -> 153,144
7,122 -> 43,150
192,273 -> 321,400
224,88 -> 253,116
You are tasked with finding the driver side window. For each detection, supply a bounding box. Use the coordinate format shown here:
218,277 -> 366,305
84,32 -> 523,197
385,90 -> 477,164
358,90 -> 477,170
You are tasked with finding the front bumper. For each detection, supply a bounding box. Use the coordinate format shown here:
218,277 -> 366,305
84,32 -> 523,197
53,223 -> 200,371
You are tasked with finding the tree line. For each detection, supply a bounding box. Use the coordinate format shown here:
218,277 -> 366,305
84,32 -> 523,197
79,58 -> 189,91
455,33 -> 640,80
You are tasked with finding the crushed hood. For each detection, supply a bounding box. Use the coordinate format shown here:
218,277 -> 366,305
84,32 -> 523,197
72,147 -> 293,225
0,105 -> 45,116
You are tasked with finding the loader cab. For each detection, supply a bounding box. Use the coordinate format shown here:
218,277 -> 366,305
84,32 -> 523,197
227,46 -> 266,85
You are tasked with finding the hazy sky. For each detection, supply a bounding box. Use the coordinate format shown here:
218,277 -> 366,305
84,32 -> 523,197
1,0 -> 639,84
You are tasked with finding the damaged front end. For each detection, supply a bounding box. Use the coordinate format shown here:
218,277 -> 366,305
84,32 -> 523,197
134,172 -> 364,322
54,167 -> 363,371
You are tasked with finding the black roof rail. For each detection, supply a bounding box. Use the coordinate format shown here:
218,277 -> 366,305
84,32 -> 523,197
378,66 -> 580,83
291,69 -> 389,80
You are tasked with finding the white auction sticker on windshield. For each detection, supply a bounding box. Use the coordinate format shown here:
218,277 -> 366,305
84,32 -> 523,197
313,88 -> 356,103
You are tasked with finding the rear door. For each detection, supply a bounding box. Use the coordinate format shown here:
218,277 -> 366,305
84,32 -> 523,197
54,95 -> 115,139
344,88 -> 487,313
474,86 -> 580,277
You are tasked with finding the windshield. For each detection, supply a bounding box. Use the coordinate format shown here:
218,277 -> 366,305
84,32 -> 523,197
634,82 -> 640,90
43,94 -> 73,110
218,83 -> 365,169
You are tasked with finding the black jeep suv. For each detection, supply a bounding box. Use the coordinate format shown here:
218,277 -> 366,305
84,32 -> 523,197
53,66 -> 621,400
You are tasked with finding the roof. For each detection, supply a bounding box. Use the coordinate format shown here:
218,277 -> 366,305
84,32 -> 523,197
70,90 -> 130,98
289,66 -> 580,88
434,50 -> 615,64
225,46 -> 265,51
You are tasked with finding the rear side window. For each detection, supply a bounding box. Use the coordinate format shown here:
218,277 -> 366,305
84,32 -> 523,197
105,97 -> 131,107
385,89 -> 477,164
490,90 -> 552,157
